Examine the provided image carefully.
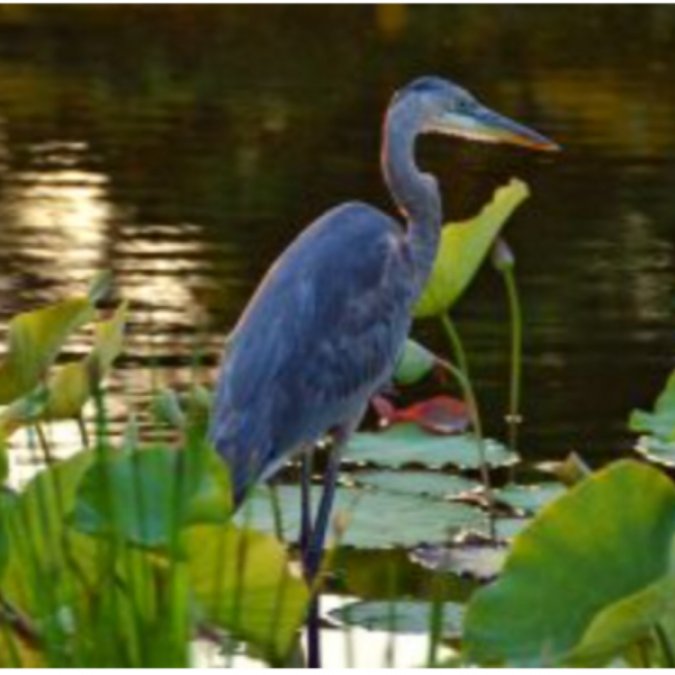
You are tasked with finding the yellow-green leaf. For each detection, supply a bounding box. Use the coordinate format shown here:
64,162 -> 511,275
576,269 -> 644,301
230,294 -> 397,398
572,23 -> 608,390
464,460 -> 675,666
414,179 -> 530,318
0,302 -> 128,433
0,297 -> 95,404
185,522 -> 308,663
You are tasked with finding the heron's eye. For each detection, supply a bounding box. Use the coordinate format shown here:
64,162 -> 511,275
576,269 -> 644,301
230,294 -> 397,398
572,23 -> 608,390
455,98 -> 472,114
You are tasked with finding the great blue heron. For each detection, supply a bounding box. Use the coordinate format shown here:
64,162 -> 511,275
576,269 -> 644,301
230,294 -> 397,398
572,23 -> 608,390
210,75 -> 557,663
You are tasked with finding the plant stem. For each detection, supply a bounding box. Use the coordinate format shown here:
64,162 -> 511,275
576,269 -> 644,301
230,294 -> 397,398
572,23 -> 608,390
439,314 -> 496,540
269,482 -> 284,543
655,623 -> 675,667
0,595 -> 41,650
502,266 -> 523,456
440,313 -> 470,379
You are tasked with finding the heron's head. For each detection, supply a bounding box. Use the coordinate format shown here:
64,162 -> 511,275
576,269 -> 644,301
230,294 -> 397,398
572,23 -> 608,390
393,76 -> 559,152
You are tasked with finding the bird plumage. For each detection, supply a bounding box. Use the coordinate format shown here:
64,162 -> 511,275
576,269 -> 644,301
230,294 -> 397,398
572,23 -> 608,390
210,201 -> 418,503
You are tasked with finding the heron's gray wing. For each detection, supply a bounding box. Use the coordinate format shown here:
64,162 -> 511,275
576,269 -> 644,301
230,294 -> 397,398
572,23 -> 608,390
210,202 -> 414,500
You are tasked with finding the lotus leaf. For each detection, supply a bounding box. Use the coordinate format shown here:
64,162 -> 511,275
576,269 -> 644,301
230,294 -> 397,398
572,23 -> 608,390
328,599 -> 464,637
354,470 -> 479,500
629,369 -> 675,442
415,179 -> 530,318
72,444 -> 231,549
0,297 -> 94,404
464,460 -> 675,666
184,522 -> 308,663
237,484 -> 488,549
393,339 -> 437,385
344,424 -> 518,470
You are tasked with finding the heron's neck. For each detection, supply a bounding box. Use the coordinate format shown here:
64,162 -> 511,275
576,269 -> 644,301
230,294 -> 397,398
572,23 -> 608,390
381,103 -> 442,294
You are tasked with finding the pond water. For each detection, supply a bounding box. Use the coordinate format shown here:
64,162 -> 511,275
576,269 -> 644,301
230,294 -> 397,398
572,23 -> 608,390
0,6 -> 674,665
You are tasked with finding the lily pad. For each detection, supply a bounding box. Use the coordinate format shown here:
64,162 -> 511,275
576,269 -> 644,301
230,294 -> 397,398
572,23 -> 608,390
327,599 -> 465,637
415,179 -> 530,318
237,484 -> 488,549
410,540 -> 508,581
494,482 -> 566,515
635,435 -> 675,468
629,369 -> 675,442
464,460 -> 675,666
354,470 -> 479,500
344,424 -> 518,471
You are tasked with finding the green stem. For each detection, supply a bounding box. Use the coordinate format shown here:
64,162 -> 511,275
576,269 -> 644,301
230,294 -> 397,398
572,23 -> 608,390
439,314 -> 496,540
440,313 -> 470,379
426,575 -> 446,667
655,622 -> 675,667
268,482 -> 285,543
502,266 -> 523,456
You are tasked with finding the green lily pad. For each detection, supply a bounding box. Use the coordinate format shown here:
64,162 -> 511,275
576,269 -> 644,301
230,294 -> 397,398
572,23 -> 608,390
629,369 -> 675,442
327,599 -> 465,637
494,482 -> 566,515
411,540 -> 508,581
635,435 -> 675,468
344,425 -> 518,471
464,460 -> 675,666
354,470 -> 479,500
492,517 -> 530,540
415,179 -> 530,318
72,444 -> 231,549
237,484 -> 488,549
393,339 -> 437,385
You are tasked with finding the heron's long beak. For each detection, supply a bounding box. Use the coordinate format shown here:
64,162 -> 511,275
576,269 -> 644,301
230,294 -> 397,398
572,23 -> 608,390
431,105 -> 560,152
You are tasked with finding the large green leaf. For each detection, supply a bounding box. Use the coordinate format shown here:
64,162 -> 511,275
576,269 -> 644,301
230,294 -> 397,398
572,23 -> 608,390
44,301 -> 128,420
344,424 -> 518,471
464,460 -> 675,666
567,576 -> 675,666
414,179 -> 530,318
0,303 -> 128,438
0,297 -> 95,404
71,444 -> 231,549
0,451 -> 95,615
629,369 -> 675,442
184,523 -> 308,663
237,484 -> 488,549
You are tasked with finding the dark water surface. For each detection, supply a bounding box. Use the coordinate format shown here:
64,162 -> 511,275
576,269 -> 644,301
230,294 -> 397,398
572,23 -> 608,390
1,6 -> 673,467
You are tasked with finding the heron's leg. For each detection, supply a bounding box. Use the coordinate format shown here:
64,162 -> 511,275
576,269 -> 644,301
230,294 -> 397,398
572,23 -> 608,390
299,451 -> 313,560
305,445 -> 342,579
304,444 -> 342,669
